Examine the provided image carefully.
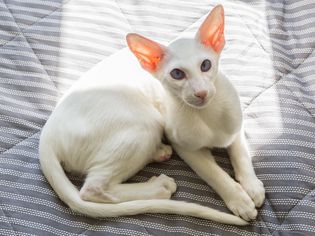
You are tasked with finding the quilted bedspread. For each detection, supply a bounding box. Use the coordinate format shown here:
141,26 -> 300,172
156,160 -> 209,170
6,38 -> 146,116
1,0 -> 315,235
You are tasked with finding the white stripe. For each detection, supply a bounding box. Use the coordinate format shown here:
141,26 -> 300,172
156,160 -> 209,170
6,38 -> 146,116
0,149 -> 39,160
0,95 -> 54,111
0,115 -> 42,129
0,127 -> 34,137
0,104 -> 49,120
0,87 -> 57,102
0,79 -> 56,90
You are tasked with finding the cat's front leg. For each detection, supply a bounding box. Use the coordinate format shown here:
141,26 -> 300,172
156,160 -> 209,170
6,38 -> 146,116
228,130 -> 265,208
173,144 -> 257,221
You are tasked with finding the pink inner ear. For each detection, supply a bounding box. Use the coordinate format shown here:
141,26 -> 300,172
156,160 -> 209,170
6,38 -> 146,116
198,5 -> 225,53
126,33 -> 164,72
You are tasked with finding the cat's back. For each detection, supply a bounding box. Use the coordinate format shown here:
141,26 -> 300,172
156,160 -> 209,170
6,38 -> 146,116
40,48 -> 165,169
59,48 -> 164,106
47,47 -> 166,134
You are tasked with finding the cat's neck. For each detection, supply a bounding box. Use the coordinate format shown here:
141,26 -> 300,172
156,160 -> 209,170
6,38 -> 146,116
163,72 -> 243,147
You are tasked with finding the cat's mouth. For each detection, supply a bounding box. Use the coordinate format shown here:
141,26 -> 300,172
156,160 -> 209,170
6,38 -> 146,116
184,97 -> 211,109
183,91 -> 217,109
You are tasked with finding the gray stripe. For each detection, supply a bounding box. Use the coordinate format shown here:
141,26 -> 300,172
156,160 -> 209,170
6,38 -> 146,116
1,0 -> 315,235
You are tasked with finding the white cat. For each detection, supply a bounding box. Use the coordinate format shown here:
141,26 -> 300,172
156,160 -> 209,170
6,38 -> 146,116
39,5 -> 263,225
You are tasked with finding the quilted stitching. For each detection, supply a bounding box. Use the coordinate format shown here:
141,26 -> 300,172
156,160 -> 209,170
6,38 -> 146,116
0,0 -> 315,235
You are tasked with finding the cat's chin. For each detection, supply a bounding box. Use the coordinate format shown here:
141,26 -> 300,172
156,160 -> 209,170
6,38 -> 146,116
184,99 -> 211,109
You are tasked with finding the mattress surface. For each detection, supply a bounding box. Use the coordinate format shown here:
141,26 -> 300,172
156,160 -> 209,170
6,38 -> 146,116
0,0 -> 315,235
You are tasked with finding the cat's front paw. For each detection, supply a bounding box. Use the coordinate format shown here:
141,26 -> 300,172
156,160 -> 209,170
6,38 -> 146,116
239,177 -> 265,208
225,183 -> 257,221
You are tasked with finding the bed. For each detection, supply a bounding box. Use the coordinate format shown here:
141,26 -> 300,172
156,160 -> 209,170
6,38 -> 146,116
1,0 -> 315,235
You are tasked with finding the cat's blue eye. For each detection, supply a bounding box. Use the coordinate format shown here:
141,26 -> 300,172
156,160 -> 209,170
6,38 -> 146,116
201,59 -> 211,72
170,68 -> 185,80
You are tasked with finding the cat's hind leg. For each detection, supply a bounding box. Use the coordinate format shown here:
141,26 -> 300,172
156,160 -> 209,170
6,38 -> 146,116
79,129 -> 175,204
80,174 -> 177,203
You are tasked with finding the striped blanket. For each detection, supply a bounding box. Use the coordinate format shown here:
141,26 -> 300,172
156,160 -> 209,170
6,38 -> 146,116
1,0 -> 314,235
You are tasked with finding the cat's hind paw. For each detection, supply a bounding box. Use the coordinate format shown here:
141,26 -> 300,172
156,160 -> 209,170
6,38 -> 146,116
153,144 -> 172,162
149,174 -> 177,199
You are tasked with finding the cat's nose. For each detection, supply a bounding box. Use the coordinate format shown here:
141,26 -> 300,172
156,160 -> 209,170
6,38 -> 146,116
194,90 -> 208,99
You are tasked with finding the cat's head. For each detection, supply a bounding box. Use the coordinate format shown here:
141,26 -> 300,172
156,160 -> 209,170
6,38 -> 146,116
127,5 -> 225,109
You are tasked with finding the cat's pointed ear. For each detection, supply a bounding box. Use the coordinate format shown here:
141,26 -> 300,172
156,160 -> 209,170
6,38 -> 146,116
126,33 -> 165,73
196,5 -> 225,53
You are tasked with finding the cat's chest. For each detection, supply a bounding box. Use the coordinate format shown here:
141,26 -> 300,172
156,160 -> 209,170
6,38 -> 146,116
166,107 -> 241,150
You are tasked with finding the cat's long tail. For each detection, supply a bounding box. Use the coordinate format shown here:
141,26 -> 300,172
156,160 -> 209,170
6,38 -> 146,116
39,145 -> 248,226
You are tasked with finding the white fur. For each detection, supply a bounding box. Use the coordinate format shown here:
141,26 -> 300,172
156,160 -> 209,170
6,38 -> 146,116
152,37 -> 265,221
39,48 -> 248,225
40,5 -> 264,225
